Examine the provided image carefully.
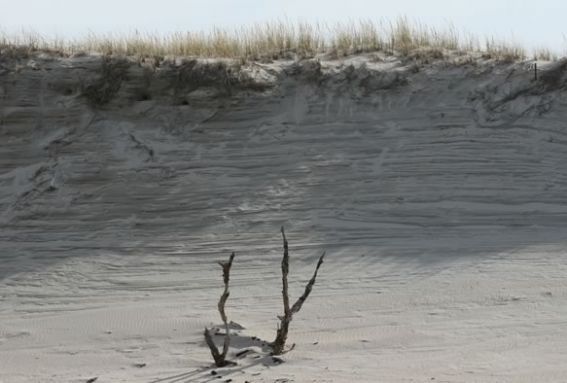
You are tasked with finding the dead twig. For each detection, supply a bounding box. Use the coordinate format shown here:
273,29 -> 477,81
272,227 -> 325,355
204,252 -> 236,367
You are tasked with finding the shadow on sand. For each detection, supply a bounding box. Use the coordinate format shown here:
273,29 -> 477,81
149,327 -> 286,383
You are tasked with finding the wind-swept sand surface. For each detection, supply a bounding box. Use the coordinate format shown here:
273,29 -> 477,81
1,54 -> 567,382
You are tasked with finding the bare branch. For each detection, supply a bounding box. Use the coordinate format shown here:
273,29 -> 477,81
204,327 -> 224,366
290,252 -> 325,315
218,252 -> 235,325
204,252 -> 235,367
281,226 -> 290,316
272,228 -> 325,355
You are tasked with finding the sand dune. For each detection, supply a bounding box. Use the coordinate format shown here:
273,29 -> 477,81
1,54 -> 567,382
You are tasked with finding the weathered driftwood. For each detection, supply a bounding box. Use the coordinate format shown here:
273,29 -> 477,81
204,252 -> 235,367
272,227 -> 325,355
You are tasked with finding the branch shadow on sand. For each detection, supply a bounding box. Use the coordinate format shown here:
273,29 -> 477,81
150,327 -> 284,383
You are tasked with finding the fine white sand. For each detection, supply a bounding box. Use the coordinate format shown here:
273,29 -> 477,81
1,54 -> 567,382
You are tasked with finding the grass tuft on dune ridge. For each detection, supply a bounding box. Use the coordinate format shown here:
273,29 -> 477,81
0,18 -> 560,62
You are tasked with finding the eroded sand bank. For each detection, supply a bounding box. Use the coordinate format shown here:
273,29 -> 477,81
1,55 -> 567,382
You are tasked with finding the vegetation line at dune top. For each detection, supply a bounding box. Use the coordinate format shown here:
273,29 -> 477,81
0,18 -> 560,62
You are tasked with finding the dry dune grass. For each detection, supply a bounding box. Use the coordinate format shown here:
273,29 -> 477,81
0,18 -> 559,62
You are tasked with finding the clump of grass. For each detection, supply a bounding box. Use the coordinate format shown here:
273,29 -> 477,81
482,37 -> 526,62
330,21 -> 385,57
533,47 -> 557,61
0,18 -> 559,62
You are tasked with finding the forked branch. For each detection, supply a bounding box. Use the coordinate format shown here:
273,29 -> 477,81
272,227 -> 325,355
204,252 -> 235,367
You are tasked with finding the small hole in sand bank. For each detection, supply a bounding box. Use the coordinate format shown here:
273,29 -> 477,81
137,92 -> 151,101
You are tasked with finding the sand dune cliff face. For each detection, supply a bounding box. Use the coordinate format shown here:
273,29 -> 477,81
1,56 -> 567,276
2,56 -> 567,382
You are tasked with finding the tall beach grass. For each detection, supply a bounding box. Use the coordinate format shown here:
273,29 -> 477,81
0,18 -> 559,62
